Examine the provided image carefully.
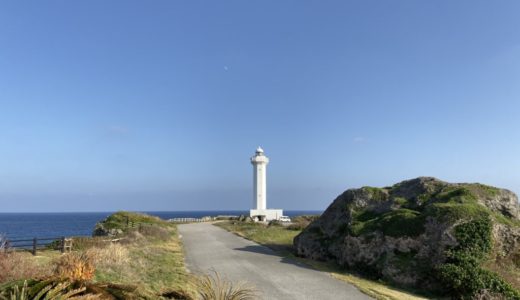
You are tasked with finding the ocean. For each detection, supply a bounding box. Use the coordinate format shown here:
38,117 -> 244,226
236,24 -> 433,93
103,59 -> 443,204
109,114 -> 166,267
0,211 -> 322,240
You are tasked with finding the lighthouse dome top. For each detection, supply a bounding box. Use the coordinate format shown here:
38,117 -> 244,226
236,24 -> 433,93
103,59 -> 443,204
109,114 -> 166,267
255,147 -> 264,154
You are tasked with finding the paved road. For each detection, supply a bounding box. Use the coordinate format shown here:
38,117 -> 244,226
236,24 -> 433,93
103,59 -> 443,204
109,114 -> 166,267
178,223 -> 372,300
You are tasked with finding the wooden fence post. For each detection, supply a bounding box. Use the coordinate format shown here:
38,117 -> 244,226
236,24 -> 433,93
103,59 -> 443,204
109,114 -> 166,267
32,238 -> 37,255
61,237 -> 66,253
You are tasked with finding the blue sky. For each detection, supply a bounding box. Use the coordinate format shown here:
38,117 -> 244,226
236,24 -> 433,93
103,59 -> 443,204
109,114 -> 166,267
1,1 -> 519,212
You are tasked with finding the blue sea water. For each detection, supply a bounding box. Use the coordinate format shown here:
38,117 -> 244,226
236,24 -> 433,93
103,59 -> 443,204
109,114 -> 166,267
0,211 -> 322,241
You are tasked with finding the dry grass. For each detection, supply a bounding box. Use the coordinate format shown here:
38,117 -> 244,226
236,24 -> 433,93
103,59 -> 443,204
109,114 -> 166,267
120,230 -> 146,245
0,252 -> 51,282
484,256 -> 520,291
53,252 -> 95,282
72,237 -> 111,251
86,243 -> 130,269
316,263 -> 430,300
194,271 -> 257,300
137,225 -> 172,241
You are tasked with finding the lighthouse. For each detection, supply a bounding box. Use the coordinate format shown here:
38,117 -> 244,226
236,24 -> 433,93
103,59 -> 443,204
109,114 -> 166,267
250,147 -> 283,222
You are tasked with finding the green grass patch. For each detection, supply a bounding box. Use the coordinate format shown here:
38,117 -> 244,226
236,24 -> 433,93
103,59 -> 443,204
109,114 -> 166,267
92,223 -> 189,295
100,211 -> 170,230
436,186 -> 478,204
393,197 -> 408,206
362,186 -> 388,201
425,202 -> 489,223
215,221 -> 299,254
350,209 -> 425,237
472,183 -> 501,197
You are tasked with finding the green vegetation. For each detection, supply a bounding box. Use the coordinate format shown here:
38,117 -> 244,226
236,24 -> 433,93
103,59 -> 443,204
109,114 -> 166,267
297,178 -> 520,299
350,209 -> 425,237
437,216 -> 520,299
215,221 -> 298,254
1,212 -> 258,299
425,202 -> 490,222
472,183 -> 500,197
393,197 -> 407,206
436,186 -> 478,203
361,186 -> 388,201
97,211 -> 169,230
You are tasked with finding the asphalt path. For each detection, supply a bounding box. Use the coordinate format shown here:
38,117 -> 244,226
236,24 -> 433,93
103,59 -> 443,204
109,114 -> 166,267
178,223 -> 372,300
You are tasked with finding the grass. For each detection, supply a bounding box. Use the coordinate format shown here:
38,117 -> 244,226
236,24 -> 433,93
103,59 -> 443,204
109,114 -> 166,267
349,209 -> 425,237
97,211 -> 169,230
195,271 -> 257,300
303,259 -> 431,300
215,221 -> 431,300
215,221 -> 299,254
1,212 -> 193,299
87,218 -> 192,297
362,186 -> 389,202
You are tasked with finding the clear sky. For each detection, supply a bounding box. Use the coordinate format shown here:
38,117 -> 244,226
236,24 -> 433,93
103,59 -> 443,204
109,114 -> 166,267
1,1 -> 519,212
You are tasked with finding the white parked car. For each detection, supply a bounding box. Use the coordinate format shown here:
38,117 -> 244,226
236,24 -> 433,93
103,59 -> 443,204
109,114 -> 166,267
279,216 -> 291,223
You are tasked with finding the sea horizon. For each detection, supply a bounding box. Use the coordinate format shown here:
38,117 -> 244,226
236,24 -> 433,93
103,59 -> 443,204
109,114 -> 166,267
0,210 -> 323,241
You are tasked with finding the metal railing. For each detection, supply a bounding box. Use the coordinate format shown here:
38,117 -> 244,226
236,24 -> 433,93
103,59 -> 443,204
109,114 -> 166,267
169,217 -> 207,223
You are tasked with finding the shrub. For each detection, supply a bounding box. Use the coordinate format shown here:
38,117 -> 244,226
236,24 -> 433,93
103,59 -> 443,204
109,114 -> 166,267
54,252 -> 95,282
437,216 -> 520,299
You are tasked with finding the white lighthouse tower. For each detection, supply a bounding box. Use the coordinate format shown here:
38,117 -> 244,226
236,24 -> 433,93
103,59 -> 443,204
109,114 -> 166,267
250,147 -> 283,222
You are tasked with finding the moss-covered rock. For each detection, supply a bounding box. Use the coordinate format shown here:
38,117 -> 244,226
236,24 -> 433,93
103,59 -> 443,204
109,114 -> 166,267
294,177 -> 520,299
93,211 -> 169,237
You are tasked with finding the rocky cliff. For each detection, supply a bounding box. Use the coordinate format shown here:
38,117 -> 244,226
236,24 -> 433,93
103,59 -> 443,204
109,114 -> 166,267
294,177 -> 520,298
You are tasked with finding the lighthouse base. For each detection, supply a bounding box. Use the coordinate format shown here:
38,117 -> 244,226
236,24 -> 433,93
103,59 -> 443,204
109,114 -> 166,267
250,209 -> 284,222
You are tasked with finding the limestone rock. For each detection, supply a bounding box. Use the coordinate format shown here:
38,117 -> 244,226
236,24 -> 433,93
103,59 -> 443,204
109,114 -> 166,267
294,177 -> 520,292
92,222 -> 123,237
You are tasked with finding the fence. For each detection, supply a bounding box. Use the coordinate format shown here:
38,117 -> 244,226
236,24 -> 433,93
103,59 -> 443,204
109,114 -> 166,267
2,236 -> 72,255
169,217 -> 207,223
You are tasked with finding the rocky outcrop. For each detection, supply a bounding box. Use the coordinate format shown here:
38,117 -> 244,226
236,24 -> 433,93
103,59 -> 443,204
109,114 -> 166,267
294,177 -> 520,296
92,222 -> 123,237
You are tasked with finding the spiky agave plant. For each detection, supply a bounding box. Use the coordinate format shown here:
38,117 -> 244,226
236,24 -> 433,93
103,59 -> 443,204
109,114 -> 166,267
2,280 -> 28,300
0,280 -> 86,300
195,271 -> 257,300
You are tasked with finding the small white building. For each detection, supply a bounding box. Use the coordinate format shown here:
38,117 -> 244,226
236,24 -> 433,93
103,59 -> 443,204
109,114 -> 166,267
250,147 -> 283,222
